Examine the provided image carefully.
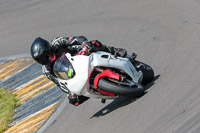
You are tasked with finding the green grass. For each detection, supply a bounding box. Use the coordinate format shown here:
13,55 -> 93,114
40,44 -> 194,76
0,89 -> 18,133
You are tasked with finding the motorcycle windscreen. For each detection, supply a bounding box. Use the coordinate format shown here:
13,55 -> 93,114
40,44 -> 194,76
53,55 -> 75,80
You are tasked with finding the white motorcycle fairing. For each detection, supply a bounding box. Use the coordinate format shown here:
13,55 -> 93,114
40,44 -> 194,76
55,51 -> 143,99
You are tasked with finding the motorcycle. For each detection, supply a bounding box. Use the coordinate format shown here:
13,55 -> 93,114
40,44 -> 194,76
53,51 -> 154,103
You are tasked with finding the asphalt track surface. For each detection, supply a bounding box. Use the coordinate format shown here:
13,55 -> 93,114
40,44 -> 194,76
1,0 -> 200,133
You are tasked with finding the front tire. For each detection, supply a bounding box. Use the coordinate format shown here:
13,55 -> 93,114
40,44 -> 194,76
98,78 -> 145,97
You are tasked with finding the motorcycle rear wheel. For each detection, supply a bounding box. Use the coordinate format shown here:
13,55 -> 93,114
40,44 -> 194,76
134,60 -> 154,85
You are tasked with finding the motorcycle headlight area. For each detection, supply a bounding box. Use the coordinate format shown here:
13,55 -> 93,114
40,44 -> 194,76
54,72 -> 70,80
53,55 -> 75,80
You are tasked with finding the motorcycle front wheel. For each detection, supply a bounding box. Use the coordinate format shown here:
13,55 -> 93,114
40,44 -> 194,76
98,78 -> 145,97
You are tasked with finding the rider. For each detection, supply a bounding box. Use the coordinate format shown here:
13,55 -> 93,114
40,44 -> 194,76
30,36 -> 128,106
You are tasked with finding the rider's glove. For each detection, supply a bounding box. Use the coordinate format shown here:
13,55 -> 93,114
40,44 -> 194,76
81,40 -> 102,53
81,41 -> 93,51
80,41 -> 93,55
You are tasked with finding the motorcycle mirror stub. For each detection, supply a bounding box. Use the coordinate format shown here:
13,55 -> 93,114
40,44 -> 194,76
66,53 -> 72,58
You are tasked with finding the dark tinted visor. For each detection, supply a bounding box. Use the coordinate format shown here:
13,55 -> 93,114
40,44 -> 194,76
38,50 -> 51,65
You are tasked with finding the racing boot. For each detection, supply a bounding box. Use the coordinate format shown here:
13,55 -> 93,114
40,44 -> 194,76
68,92 -> 89,106
129,52 -> 137,64
131,52 -> 137,60
109,47 -> 127,57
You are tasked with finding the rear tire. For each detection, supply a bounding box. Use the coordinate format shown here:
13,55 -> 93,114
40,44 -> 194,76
98,78 -> 145,97
134,61 -> 154,85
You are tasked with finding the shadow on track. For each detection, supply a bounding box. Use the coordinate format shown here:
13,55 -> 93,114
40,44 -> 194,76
90,75 -> 160,119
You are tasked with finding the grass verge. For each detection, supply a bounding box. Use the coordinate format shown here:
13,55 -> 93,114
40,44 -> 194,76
0,89 -> 18,133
